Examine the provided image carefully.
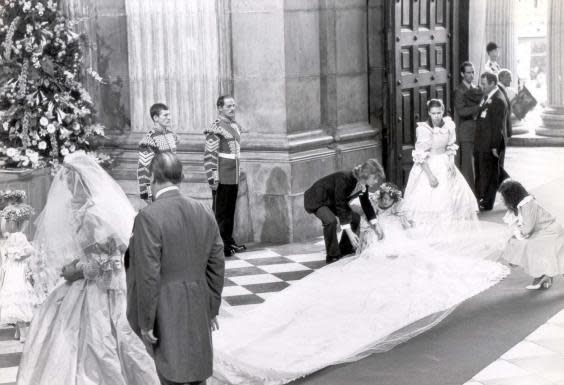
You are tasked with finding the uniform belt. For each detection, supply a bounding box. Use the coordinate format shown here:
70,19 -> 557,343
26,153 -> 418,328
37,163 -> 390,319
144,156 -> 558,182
218,153 -> 238,159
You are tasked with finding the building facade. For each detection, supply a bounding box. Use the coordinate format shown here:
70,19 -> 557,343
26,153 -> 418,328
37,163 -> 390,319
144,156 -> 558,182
64,0 -> 514,244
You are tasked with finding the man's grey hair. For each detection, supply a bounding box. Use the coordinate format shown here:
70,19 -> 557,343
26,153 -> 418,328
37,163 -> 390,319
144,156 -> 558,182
150,152 -> 184,185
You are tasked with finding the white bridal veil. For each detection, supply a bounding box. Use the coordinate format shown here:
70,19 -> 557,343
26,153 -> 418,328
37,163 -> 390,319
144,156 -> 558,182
33,151 -> 135,291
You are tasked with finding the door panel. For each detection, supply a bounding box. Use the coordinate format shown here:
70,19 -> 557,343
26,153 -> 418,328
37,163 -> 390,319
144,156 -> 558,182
386,0 -> 457,188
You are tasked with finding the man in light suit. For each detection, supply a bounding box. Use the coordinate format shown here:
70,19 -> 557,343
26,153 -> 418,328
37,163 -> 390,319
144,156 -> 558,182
126,152 -> 225,385
453,61 -> 483,193
474,72 -> 510,211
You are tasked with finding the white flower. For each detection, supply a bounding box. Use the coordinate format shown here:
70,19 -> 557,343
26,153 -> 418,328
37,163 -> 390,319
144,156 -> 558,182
39,117 -> 49,126
73,122 -> 80,131
6,148 -> 18,157
22,1 -> 32,12
69,144 -> 76,152
2,122 -> 9,131
29,152 -> 39,164
38,141 -> 47,150
46,123 -> 56,133
60,148 -> 69,156
26,24 -> 33,34
22,156 -> 30,166
59,128 -> 70,138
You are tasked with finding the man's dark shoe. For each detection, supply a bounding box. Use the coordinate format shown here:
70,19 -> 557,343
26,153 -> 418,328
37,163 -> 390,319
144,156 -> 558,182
229,243 -> 247,253
224,248 -> 236,257
326,256 -> 341,264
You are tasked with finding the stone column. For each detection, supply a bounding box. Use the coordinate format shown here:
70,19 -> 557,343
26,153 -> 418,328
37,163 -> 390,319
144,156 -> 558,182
230,0 -> 380,243
125,0 -> 220,135
217,0 -> 233,95
484,0 -> 518,77
537,0 -> 564,137
468,0 -> 487,73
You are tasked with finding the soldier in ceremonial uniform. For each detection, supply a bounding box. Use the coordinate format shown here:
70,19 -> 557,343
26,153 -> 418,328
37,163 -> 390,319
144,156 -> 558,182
204,95 -> 247,257
137,103 -> 178,204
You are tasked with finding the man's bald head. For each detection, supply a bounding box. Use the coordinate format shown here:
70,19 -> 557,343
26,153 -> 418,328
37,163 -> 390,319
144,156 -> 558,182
150,152 -> 183,185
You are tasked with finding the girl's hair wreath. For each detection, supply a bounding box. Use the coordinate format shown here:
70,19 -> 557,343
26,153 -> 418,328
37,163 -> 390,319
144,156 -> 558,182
376,182 -> 403,202
0,204 -> 34,222
1,189 -> 26,203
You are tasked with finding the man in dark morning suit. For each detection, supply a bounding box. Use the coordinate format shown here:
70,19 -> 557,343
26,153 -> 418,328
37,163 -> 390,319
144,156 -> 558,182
497,69 -> 513,139
304,159 -> 385,264
126,152 -> 225,385
453,61 -> 483,193
497,69 -> 515,185
474,72 -> 510,211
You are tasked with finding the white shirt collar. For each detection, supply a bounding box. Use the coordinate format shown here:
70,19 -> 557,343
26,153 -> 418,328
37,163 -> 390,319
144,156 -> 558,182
155,185 -> 179,199
517,195 -> 534,208
487,86 -> 499,100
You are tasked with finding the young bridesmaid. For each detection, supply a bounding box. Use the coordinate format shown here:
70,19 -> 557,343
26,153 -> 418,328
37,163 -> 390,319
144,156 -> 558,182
355,182 -> 414,254
499,179 -> 564,290
0,201 -> 39,341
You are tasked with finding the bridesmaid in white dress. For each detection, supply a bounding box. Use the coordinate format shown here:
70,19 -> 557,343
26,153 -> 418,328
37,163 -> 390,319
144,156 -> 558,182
403,99 -> 479,233
499,179 -> 564,289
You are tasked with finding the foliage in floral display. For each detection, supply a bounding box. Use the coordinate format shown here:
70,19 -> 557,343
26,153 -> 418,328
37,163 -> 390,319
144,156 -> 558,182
0,0 -> 108,169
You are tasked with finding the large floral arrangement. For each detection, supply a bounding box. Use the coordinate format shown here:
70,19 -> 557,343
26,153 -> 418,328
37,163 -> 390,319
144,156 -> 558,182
0,0 -> 106,169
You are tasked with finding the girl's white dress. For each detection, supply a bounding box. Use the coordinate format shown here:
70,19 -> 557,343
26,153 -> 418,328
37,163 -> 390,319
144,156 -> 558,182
210,201 -> 509,385
0,232 -> 39,324
403,117 -> 479,232
502,196 -> 564,277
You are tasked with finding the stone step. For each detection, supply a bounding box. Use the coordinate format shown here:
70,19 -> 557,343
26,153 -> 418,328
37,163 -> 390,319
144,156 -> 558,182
509,133 -> 564,147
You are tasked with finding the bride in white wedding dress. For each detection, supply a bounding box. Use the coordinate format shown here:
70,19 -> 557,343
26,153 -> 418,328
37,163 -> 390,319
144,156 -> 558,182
210,183 -> 510,385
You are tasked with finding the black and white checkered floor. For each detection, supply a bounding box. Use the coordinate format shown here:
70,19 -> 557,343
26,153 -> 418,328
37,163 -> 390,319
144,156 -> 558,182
222,242 -> 326,310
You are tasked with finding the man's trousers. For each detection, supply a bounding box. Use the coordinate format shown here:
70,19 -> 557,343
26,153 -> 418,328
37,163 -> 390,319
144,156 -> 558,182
314,206 -> 360,258
474,151 -> 509,210
212,183 -> 238,248
456,141 -> 476,194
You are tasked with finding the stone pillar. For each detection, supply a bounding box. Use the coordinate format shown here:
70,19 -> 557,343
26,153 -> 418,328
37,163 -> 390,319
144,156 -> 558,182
468,0 -> 487,72
537,0 -> 564,137
125,0 -> 220,135
484,0 -> 518,77
217,0 -> 233,95
229,0 -> 380,243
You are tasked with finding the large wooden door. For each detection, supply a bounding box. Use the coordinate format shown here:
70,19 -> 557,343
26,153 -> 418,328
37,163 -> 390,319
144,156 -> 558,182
385,0 -> 458,187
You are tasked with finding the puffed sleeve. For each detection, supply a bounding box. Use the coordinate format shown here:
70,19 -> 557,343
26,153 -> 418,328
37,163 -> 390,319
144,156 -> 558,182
517,200 -> 538,239
445,118 -> 459,156
412,124 -> 432,164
